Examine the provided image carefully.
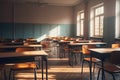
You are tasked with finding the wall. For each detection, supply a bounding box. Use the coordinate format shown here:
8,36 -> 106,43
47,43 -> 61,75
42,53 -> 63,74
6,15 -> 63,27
74,0 -> 116,47
0,2 -> 75,40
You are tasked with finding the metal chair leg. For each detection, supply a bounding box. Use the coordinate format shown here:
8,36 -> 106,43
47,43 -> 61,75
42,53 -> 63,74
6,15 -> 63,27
81,60 -> 84,74
34,69 -> 37,80
97,68 -> 101,80
111,74 -> 116,80
9,69 -> 12,80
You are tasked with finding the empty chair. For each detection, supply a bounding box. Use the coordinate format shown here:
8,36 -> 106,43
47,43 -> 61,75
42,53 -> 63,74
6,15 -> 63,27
97,51 -> 120,80
111,43 -> 120,48
9,47 -> 37,80
81,45 -> 101,74
70,46 -> 82,66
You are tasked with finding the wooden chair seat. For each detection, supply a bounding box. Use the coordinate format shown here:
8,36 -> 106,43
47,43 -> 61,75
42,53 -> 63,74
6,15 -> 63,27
84,57 -> 101,63
111,43 -> 120,48
13,62 -> 36,69
81,45 -> 101,74
97,51 -> 120,80
101,64 -> 120,73
9,47 -> 37,80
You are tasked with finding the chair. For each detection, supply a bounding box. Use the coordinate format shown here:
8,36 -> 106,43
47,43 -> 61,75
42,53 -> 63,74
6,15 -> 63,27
9,47 -> 37,80
97,51 -> 120,80
81,45 -> 101,74
70,46 -> 82,66
111,43 -> 120,48
59,42 -> 69,58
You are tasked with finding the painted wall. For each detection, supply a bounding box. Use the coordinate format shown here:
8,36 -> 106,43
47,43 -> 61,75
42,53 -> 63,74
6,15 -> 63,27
0,2 -> 75,40
74,0 -> 116,47
14,4 -> 73,24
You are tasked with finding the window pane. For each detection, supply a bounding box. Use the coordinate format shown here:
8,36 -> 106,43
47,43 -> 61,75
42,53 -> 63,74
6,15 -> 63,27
77,11 -> 84,36
77,22 -> 80,36
90,3 -> 104,37
95,6 -> 104,16
81,13 -> 84,19
77,14 -> 80,21
100,16 -> 104,35
80,20 -> 84,35
116,0 -> 120,38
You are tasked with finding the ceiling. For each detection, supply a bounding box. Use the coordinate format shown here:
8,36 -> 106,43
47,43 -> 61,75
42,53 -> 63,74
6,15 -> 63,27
1,0 -> 82,6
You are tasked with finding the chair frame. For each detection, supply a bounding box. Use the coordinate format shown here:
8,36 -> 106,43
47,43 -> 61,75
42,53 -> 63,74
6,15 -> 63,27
97,51 -> 120,80
9,47 -> 37,80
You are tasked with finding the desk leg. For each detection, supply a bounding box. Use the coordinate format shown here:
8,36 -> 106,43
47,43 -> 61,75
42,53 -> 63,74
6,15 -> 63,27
45,58 -> 48,80
101,61 -> 105,80
42,57 -> 44,80
42,56 -> 48,80
90,55 -> 92,80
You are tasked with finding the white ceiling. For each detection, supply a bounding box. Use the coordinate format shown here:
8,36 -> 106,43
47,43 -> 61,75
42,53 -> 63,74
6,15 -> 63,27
1,0 -> 82,6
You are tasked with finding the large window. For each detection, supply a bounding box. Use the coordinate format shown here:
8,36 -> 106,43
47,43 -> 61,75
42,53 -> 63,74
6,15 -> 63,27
116,0 -> 120,38
77,10 -> 84,36
90,3 -> 104,37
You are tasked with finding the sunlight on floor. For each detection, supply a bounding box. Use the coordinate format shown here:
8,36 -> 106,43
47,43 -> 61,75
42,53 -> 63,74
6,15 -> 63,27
3,57 -> 93,80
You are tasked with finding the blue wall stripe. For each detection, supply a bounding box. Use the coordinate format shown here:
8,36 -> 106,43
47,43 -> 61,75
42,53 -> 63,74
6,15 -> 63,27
0,23 -> 75,40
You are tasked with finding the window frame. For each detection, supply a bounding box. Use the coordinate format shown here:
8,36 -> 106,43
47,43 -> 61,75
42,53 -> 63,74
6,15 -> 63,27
76,10 -> 84,37
115,0 -> 120,38
90,3 -> 104,38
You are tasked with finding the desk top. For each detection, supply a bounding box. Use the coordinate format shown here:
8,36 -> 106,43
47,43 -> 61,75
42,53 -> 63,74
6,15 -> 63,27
89,48 -> 120,53
0,50 -> 47,58
0,44 -> 42,48
69,42 -> 106,46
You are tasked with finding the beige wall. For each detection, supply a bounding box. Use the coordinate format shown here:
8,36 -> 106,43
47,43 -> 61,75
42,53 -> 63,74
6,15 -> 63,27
14,4 -> 74,24
0,3 -> 74,24
104,0 -> 115,17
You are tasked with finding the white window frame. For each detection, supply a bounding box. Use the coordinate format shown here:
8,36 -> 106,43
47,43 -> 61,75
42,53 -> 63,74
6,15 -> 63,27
90,3 -> 104,37
115,0 -> 120,38
76,10 -> 84,36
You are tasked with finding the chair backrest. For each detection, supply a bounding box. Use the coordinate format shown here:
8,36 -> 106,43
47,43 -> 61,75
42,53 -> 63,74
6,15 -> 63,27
15,47 -> 35,52
109,51 -> 120,65
111,43 -> 120,48
82,45 -> 97,54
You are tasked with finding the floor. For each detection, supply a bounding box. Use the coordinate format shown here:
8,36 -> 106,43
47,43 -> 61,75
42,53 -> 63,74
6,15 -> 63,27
4,58 -> 90,80
0,46 -> 120,80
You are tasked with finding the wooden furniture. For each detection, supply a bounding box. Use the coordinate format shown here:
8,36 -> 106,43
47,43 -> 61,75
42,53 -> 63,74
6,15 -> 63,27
97,51 -> 120,80
0,50 -> 48,80
0,44 -> 42,48
81,45 -> 101,74
69,44 -> 82,66
111,43 -> 120,48
57,40 -> 71,58
0,44 -> 42,52
9,47 -> 37,80
68,42 -> 106,66
89,48 -> 120,80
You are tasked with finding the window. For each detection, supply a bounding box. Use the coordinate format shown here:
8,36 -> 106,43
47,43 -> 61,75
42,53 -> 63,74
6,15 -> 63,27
77,10 -> 84,36
116,0 -> 120,38
90,3 -> 104,37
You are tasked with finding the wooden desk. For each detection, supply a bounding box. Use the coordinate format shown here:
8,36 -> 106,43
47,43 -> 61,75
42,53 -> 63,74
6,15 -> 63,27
0,50 -> 48,80
68,42 -> 107,66
69,42 -> 106,46
89,48 -> 120,80
0,44 -> 42,48
0,44 -> 42,52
